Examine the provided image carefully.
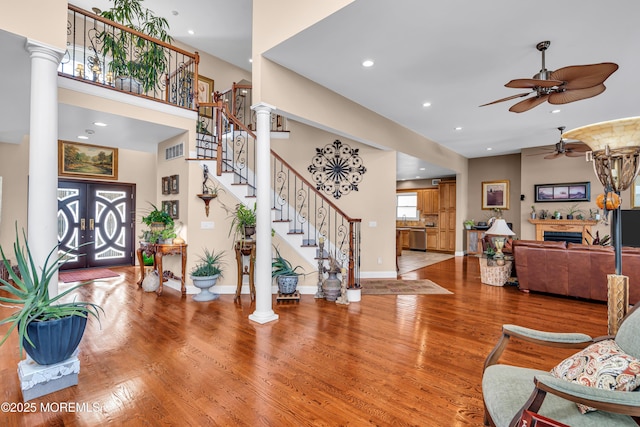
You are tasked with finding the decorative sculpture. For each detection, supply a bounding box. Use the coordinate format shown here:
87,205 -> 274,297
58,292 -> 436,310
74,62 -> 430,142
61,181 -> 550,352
308,139 -> 367,199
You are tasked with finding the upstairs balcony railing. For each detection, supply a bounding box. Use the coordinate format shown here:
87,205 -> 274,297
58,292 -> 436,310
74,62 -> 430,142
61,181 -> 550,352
217,83 -> 288,133
196,100 -> 361,287
62,5 -> 199,109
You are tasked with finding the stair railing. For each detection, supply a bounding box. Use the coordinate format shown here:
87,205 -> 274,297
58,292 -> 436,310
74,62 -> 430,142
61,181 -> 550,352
195,101 -> 361,287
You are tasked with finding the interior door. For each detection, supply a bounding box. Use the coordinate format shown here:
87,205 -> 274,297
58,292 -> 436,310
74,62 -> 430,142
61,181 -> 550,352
58,180 -> 135,270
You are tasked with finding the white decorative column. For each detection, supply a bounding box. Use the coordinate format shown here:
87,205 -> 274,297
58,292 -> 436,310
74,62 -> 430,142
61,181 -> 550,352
248,102 -> 279,324
26,40 -> 64,296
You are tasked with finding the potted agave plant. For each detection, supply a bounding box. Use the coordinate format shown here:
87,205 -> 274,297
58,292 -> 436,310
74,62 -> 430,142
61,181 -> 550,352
0,228 -> 102,365
272,246 -> 304,295
190,249 -> 225,301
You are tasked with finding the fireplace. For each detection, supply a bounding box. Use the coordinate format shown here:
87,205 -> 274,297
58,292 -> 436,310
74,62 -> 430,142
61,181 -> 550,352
529,219 -> 597,244
544,231 -> 583,244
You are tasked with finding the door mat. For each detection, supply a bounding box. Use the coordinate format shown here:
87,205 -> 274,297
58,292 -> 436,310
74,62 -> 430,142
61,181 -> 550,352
359,279 -> 453,295
59,268 -> 120,283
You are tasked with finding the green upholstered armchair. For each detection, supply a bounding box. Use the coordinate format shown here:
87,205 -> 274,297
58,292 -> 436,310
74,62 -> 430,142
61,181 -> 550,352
482,304 -> 640,427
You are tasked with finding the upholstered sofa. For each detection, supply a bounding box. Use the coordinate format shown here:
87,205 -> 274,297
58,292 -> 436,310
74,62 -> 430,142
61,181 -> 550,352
513,240 -> 640,302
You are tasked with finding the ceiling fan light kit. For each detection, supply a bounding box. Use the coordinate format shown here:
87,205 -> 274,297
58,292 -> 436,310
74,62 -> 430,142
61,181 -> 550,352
481,40 -> 618,113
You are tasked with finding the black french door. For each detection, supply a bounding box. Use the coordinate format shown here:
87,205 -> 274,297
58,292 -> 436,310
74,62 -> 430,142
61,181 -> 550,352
57,179 -> 135,270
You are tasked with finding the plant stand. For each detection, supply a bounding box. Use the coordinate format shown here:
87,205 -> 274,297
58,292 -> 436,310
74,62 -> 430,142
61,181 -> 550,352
276,290 -> 300,303
234,240 -> 256,302
18,351 -> 80,401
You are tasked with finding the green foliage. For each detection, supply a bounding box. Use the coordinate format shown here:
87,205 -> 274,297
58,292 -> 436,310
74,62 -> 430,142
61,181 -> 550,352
141,203 -> 174,227
228,203 -> 257,240
0,227 -> 102,357
190,249 -> 225,277
98,0 -> 173,93
271,246 -> 304,278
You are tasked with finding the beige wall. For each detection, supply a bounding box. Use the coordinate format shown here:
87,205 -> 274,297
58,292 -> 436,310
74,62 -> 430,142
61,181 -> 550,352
272,120 -> 397,275
1,0 -> 67,49
0,140 -> 29,252
467,154 -> 522,235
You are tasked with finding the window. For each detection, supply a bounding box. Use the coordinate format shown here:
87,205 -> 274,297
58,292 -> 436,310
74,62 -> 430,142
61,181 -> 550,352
397,192 -> 418,220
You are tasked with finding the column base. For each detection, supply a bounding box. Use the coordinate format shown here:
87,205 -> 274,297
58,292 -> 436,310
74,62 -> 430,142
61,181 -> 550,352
249,311 -> 279,324
18,351 -> 80,401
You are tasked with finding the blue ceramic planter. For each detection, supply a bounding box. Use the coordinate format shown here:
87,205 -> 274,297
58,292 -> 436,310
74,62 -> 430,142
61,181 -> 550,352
23,315 -> 88,365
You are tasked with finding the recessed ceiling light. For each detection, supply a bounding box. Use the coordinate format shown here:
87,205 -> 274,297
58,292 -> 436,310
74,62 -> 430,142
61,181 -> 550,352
187,30 -> 194,35
362,59 -> 374,67
551,109 -> 561,114
249,58 -> 253,63
454,126 -> 463,131
78,135 -> 89,140
415,176 -> 421,179
419,167 -> 425,171
422,102 -> 431,107
172,10 -> 179,16
93,122 -> 107,127
487,147 -> 493,151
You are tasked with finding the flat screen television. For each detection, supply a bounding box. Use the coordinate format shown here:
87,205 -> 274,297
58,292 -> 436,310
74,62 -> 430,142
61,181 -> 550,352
621,210 -> 640,247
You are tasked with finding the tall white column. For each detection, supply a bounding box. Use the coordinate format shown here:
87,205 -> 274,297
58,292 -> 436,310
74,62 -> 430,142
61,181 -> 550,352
26,40 -> 64,296
249,102 -> 279,324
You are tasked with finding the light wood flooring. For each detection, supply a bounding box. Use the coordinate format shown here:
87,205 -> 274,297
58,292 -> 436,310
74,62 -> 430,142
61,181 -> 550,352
0,257 -> 609,426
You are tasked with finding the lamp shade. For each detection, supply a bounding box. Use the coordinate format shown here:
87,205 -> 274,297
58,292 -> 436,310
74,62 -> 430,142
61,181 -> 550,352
563,117 -> 640,152
485,219 -> 515,236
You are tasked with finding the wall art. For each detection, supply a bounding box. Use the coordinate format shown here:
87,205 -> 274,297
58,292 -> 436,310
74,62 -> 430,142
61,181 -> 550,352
307,139 -> 367,199
58,140 -> 118,180
534,182 -> 590,202
482,180 -> 509,210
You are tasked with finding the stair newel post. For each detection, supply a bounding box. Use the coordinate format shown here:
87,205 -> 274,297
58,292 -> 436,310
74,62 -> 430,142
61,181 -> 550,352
215,100 -> 224,176
249,102 -> 279,324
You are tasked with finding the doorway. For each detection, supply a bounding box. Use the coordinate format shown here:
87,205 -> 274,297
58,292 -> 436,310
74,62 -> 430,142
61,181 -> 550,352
57,179 -> 135,270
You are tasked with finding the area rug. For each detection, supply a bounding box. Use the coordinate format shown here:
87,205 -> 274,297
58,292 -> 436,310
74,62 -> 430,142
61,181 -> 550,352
59,268 -> 120,283
359,279 -> 453,295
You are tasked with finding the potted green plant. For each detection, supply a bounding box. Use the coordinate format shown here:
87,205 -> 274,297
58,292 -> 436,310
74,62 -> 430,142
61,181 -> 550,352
272,246 -> 304,295
565,204 -> 583,220
141,203 -> 174,243
530,205 -> 536,219
0,228 -> 102,365
190,249 -> 225,301
463,219 -> 475,230
98,0 -> 173,93
228,203 -> 257,241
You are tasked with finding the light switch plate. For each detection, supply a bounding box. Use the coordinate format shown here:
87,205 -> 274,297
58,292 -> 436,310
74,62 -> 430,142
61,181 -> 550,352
200,221 -> 214,229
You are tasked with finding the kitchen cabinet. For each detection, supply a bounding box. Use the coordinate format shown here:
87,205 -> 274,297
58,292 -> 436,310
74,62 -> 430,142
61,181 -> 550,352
426,229 -> 438,250
398,229 -> 410,250
420,189 -> 439,214
437,181 -> 456,252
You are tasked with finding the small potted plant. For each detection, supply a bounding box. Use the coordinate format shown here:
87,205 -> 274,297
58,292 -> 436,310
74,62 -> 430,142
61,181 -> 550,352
0,227 -> 102,365
228,203 -> 257,241
565,204 -> 582,220
530,205 -> 536,219
190,249 -> 225,301
272,246 -> 304,295
463,219 -> 475,230
141,203 -> 174,243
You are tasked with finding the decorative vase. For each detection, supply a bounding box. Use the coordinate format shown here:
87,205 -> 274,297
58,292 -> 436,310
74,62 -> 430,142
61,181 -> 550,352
346,287 -> 361,302
24,315 -> 88,365
277,275 -> 298,295
323,271 -> 341,301
243,225 -> 256,240
191,274 -> 220,301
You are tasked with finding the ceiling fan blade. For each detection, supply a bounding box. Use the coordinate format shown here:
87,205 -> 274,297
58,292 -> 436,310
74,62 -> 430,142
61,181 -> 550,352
479,92 -> 531,107
509,94 -> 549,113
564,142 -> 590,152
550,63 -> 619,90
505,78 -> 562,89
565,150 -> 587,158
544,152 -> 563,160
548,84 -> 606,105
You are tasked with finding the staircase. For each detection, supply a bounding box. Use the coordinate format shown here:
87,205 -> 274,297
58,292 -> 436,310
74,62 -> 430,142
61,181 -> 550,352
195,83 -> 361,287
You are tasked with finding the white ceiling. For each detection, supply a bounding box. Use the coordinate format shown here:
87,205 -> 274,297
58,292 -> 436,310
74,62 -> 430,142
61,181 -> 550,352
3,1 -> 640,180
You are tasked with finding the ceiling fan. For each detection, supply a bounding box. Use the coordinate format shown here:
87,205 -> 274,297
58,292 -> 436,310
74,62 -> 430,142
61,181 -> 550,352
531,126 -> 590,159
480,41 -> 618,113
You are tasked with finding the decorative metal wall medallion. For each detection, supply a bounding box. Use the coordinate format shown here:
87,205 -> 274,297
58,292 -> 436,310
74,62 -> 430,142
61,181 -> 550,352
308,139 -> 367,199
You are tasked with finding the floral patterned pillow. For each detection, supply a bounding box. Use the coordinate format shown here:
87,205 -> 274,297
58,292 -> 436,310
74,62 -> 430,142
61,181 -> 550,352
550,339 -> 640,413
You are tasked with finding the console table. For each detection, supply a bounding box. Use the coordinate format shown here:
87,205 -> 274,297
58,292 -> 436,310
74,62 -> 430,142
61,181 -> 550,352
137,243 -> 188,296
528,219 -> 597,243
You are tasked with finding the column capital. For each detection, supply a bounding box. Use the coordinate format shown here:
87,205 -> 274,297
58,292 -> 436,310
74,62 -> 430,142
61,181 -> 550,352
251,102 -> 277,113
25,39 -> 65,64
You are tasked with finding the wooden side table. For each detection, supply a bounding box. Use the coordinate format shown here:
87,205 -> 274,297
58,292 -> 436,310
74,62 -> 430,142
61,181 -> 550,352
234,240 -> 256,301
137,243 -> 188,296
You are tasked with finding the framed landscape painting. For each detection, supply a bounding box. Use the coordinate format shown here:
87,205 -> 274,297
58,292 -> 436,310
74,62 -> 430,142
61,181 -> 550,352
482,180 -> 510,210
534,182 -> 590,202
58,140 -> 118,180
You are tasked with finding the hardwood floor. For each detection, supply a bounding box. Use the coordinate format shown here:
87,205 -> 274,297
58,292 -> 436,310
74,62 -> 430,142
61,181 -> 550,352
0,257 -> 608,426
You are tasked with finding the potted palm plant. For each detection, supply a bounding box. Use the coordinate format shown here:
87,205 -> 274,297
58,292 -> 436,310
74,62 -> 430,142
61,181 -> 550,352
0,228 -> 102,365
272,246 -> 304,295
98,0 -> 173,93
190,249 -> 225,301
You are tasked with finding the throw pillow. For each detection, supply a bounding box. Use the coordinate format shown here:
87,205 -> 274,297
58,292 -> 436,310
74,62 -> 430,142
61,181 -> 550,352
550,339 -> 640,413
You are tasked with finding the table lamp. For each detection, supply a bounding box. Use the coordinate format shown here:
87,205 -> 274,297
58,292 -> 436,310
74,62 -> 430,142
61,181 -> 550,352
485,219 -> 515,265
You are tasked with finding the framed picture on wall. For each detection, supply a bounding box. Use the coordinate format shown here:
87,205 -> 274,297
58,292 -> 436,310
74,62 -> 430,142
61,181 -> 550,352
58,140 -> 118,180
482,180 -> 510,210
632,177 -> 640,209
162,201 -> 171,215
170,175 -> 179,194
534,182 -> 590,202
170,200 -> 179,219
162,177 -> 170,195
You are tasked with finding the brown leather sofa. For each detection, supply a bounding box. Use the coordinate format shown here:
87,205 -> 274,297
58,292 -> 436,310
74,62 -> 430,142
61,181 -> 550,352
513,240 -> 640,302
